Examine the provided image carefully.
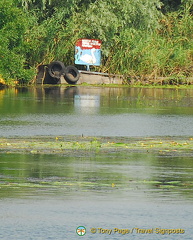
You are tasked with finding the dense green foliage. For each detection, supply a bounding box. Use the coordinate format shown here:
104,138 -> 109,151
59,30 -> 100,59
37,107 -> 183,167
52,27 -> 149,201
0,0 -> 35,83
0,0 -> 192,84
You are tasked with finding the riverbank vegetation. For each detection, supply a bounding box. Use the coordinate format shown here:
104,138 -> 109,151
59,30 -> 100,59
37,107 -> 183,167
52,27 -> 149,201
0,0 -> 192,85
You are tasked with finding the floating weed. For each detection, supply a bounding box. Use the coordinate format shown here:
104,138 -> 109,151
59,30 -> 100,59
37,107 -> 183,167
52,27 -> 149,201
139,180 -> 162,185
1,179 -> 193,194
1,137 -> 193,154
0,182 -> 51,188
114,142 -> 126,145
30,150 -> 38,154
90,140 -> 102,148
159,185 -> 177,189
167,181 -> 181,185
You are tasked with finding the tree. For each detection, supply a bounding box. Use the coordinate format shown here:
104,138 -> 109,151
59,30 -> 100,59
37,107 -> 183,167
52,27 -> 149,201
0,0 -> 35,83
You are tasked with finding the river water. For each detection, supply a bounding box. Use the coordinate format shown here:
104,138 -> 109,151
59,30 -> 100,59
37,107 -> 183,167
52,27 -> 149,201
0,86 -> 193,239
0,86 -> 193,137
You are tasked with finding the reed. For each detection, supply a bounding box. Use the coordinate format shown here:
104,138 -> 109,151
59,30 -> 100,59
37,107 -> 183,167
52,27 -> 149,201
104,10 -> 193,81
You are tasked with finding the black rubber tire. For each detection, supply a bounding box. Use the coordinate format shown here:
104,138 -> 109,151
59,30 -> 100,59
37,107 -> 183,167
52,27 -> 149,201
48,61 -> 65,79
64,65 -> 80,84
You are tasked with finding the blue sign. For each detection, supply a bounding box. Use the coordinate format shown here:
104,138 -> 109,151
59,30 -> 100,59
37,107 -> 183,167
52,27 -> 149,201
75,39 -> 102,66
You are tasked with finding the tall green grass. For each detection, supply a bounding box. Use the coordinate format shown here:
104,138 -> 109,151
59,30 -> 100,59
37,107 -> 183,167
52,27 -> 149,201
103,10 -> 193,80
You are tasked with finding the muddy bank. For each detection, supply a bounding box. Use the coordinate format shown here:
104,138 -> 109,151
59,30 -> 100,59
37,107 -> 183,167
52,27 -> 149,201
1,135 -> 193,155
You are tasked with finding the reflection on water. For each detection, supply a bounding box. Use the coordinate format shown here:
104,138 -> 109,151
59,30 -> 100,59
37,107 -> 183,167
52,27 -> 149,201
74,94 -> 100,114
1,151 -> 193,200
1,86 -> 193,239
1,86 -> 193,137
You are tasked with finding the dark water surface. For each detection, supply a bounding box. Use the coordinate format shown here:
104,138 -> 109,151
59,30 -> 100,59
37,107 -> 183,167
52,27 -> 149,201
0,86 -> 193,239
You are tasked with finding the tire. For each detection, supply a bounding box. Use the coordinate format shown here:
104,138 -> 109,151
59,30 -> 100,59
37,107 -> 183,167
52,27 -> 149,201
64,65 -> 80,84
48,61 -> 65,79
